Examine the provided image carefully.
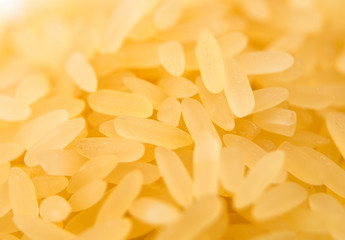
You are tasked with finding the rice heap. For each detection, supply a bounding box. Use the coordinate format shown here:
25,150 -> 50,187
1,0 -> 345,239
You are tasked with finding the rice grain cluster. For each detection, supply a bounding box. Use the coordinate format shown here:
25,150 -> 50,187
1,0 -> 345,239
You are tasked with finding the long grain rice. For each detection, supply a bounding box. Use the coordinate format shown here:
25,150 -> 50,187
2,1 -> 345,239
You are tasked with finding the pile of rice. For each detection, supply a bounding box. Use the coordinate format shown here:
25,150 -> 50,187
1,0 -> 345,239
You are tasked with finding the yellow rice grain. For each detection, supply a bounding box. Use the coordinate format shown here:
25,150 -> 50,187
114,116 -> 193,149
68,180 -> 107,212
235,51 -> 294,75
0,182 -> 10,217
105,162 -> 160,185
158,76 -> 198,99
153,0 -> 181,30
195,28 -> 226,93
232,119 -> 261,140
218,32 -> 248,59
252,87 -> 289,114
219,147 -> 245,194
325,111 -> 345,159
196,77 -> 235,131
252,108 -> 297,137
15,109 -> 69,149
157,97 -> 181,127
101,0 -> 148,53
88,89 -> 153,118
67,155 -> 118,193
32,175 -> 68,199
223,134 -> 266,167
193,131 -> 221,199
96,171 -> 142,224
286,84 -> 332,109
158,41 -> 185,77
155,196 -> 223,240
13,215 -> 75,240
252,182 -> 308,220
24,117 -> 85,167
122,76 -> 168,110
8,167 -> 38,216
15,73 -> 50,106
0,142 -> 24,163
40,195 -> 71,222
129,197 -> 180,225
75,219 -> 131,240
99,120 -> 121,138
38,150 -> 88,176
31,95 -> 85,118
0,95 -> 31,122
233,150 -> 285,209
65,52 -> 98,93
155,147 -> 193,207
224,58 -> 255,117
289,131 -> 330,148
72,137 -> 144,162
181,98 -> 221,145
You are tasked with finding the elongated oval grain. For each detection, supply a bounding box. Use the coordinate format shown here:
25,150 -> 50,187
72,137 -> 144,162
252,182 -> 308,220
252,87 -> 289,113
289,131 -> 330,148
88,89 -> 153,117
234,151 -> 285,209
223,134 -> 266,167
219,147 -> 245,194
159,76 -> 198,99
24,118 -> 85,167
15,110 -> 69,149
13,215 -> 75,240
0,163 -> 10,187
38,150 -> 88,176
0,95 -> 31,121
196,77 -> 235,131
96,171 -> 143,224
99,120 -> 120,138
66,52 -> 97,93
155,197 -> 223,240
0,143 -> 24,164
158,41 -> 185,77
232,119 -> 261,140
155,147 -> 193,207
235,51 -> 294,75
15,73 -> 50,105
193,131 -> 221,199
278,142 -> 325,185
301,147 -> 345,198
68,180 -> 107,212
253,108 -> 297,137
75,219 -> 131,240
326,111 -> 345,159
157,97 -> 181,127
0,182 -> 11,218
114,116 -> 193,149
224,58 -> 255,117
8,167 -> 38,216
105,162 -> 160,185
40,195 -> 71,222
181,98 -> 221,145
67,155 -> 118,193
32,175 -> 68,199
130,197 -> 180,226
218,32 -> 248,58
309,193 -> 345,219
196,28 -> 226,93
31,95 -> 85,118
154,0 -> 181,30
286,84 -> 332,109
101,0 -> 148,53
122,77 -> 167,110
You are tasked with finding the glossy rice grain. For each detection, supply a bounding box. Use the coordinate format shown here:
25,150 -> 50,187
158,41 -> 185,77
